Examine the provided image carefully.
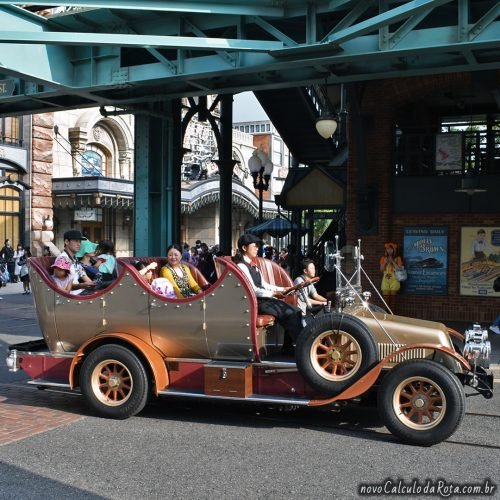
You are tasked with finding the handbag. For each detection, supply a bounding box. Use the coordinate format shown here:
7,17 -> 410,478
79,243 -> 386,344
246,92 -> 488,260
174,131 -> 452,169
395,267 -> 407,282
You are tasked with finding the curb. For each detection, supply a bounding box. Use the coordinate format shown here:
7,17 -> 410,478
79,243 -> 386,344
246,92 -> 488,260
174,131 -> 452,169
490,364 -> 500,382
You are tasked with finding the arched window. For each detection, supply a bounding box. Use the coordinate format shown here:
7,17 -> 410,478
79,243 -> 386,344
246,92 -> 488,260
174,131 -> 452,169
0,186 -> 21,244
81,144 -> 110,176
0,117 -> 22,146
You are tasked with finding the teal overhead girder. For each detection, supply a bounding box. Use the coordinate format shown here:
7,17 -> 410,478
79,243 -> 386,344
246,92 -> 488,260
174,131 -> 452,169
0,0 -> 499,116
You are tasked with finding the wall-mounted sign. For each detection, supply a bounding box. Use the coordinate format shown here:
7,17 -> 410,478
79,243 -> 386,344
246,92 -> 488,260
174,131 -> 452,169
0,79 -> 15,97
435,133 -> 462,171
74,208 -> 100,221
460,226 -> 500,297
403,226 -> 448,295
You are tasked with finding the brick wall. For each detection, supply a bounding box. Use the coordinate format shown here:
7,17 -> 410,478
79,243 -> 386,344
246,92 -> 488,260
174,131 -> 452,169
346,73 -> 499,324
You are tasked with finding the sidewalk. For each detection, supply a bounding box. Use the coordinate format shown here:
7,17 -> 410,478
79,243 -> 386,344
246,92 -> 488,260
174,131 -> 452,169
0,280 -> 31,298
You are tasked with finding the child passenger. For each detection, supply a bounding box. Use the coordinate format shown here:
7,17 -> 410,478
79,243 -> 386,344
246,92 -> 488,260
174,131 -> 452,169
51,256 -> 73,293
133,261 -> 176,298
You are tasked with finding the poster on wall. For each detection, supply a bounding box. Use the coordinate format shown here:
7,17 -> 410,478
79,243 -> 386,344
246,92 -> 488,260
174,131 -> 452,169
435,133 -> 462,171
403,227 -> 448,294
460,227 -> 500,297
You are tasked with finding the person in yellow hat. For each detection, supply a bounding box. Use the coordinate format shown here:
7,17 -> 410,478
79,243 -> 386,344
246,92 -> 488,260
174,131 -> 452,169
380,242 -> 404,313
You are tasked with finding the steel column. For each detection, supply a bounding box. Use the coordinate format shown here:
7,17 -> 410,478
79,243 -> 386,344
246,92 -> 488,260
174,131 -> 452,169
134,102 -> 182,256
216,94 -> 236,256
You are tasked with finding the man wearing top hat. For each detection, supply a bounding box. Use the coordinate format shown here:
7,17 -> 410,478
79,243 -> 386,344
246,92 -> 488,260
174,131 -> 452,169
59,230 -> 96,294
235,233 -> 303,354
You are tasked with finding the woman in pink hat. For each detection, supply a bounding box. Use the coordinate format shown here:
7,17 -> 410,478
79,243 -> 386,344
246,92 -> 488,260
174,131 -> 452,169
51,256 -> 74,293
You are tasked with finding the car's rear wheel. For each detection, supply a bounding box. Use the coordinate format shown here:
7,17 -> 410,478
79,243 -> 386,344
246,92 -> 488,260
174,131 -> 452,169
296,314 -> 378,395
378,360 -> 465,446
80,344 -> 150,419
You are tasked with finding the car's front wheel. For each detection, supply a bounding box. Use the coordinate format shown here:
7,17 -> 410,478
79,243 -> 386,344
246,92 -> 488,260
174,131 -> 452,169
378,359 -> 465,446
80,344 -> 150,419
296,314 -> 378,395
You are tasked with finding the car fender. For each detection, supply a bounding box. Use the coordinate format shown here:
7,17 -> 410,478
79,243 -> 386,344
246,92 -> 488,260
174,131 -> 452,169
69,333 -> 169,394
308,343 -> 470,407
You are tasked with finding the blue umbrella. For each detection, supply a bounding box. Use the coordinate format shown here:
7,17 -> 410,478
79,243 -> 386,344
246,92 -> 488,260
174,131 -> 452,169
246,217 -> 301,238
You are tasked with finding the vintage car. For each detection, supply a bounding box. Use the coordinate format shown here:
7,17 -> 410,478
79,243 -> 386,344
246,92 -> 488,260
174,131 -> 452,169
7,239 -> 493,446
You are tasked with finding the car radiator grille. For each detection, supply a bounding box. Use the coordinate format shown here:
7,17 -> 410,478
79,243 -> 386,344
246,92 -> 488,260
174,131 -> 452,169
378,343 -> 430,364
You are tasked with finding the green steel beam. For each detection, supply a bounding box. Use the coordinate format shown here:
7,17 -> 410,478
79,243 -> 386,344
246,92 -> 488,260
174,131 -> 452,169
321,0 -> 375,43
0,30 -> 284,52
0,1 -> 499,118
326,0 -> 454,44
181,17 -> 236,66
387,8 -> 434,49
469,3 -> 500,41
0,1 -> 286,16
458,0 -> 469,42
249,16 -> 298,47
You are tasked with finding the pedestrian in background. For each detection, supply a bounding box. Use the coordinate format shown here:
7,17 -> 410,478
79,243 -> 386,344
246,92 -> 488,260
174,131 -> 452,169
19,247 -> 31,295
13,243 -> 25,283
1,239 -> 15,282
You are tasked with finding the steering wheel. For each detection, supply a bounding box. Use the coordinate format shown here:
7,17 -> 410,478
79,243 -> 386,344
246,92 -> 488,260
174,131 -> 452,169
283,277 -> 320,296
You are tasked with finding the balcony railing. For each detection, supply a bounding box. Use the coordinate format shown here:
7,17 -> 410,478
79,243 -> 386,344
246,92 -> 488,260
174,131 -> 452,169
394,127 -> 500,177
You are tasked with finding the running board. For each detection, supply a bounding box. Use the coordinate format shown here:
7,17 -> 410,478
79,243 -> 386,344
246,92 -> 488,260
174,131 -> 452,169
158,388 -> 310,406
27,380 -> 71,389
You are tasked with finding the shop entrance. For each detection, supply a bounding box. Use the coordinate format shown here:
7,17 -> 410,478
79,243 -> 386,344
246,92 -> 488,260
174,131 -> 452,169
81,223 -> 103,244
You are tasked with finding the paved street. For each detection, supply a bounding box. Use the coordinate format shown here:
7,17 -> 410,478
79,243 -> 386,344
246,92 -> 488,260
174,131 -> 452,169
1,282 -> 499,499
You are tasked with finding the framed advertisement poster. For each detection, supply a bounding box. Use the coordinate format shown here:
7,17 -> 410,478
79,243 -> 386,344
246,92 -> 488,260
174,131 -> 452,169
403,227 -> 448,294
435,133 -> 462,171
460,227 -> 500,297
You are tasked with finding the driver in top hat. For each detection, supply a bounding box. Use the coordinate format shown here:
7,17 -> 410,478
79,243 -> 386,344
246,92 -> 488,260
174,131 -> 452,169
235,233 -> 303,355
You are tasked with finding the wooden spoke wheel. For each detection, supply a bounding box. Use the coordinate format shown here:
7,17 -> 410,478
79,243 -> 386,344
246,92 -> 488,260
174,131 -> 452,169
310,330 -> 362,382
392,376 -> 446,430
296,314 -> 377,395
81,344 -> 150,419
91,359 -> 134,407
378,360 -> 465,446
